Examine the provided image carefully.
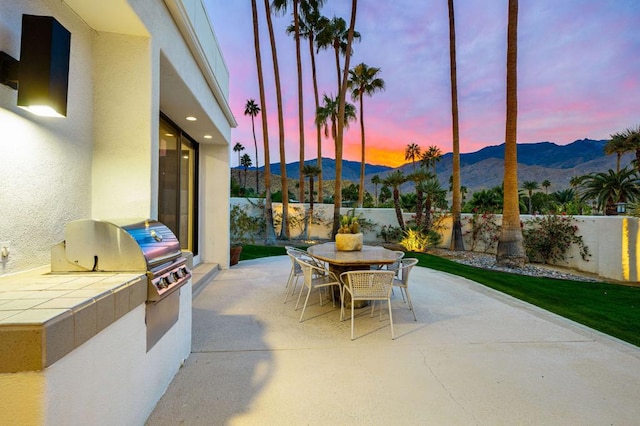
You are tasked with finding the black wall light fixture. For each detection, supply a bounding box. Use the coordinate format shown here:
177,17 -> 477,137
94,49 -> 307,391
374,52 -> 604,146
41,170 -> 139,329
0,15 -> 71,118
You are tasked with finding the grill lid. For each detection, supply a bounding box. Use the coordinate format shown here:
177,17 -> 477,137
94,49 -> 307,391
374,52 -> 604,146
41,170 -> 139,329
56,219 -> 181,272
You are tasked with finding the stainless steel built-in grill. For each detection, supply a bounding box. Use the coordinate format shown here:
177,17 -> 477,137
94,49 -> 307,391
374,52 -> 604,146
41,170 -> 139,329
52,219 -> 192,350
52,219 -> 191,302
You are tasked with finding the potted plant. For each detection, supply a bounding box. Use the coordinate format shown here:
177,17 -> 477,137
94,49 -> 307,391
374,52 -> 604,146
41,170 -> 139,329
230,204 -> 260,266
335,209 -> 363,251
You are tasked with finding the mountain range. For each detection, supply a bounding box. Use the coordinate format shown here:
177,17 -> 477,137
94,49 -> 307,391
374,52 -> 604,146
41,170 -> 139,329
235,138 -> 631,196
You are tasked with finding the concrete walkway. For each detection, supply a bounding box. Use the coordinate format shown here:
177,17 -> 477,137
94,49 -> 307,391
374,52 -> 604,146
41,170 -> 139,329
147,256 -> 640,425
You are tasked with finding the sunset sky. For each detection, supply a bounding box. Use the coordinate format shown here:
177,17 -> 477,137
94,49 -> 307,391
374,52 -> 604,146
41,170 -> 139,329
205,0 -> 640,168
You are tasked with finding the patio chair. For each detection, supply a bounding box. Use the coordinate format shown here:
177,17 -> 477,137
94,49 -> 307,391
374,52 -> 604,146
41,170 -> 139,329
284,247 -> 325,303
340,270 -> 396,340
294,257 -> 342,322
392,258 -> 419,321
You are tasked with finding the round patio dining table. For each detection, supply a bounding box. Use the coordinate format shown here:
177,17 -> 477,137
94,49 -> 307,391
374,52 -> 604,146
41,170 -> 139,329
307,242 -> 400,308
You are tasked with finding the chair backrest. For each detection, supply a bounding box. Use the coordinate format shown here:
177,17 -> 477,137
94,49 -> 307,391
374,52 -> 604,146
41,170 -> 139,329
293,255 -> 331,284
286,249 -> 303,274
387,250 -> 405,274
340,270 -> 395,299
397,258 -> 419,285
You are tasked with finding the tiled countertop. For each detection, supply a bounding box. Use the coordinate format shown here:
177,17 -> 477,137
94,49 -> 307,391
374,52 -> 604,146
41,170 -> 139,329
0,270 -> 146,373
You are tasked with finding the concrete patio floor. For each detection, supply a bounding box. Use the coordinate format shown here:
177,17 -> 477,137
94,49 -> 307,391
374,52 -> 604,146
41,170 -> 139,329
147,256 -> 640,425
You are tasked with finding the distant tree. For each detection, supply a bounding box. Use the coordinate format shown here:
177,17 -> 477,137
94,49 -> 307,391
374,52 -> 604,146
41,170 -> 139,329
233,142 -> 245,184
371,174 -> 381,207
420,145 -> 443,175
379,185 -> 392,204
348,62 -> 385,208
465,189 -> 502,213
244,99 -> 261,194
240,153 -> 252,188
578,167 -> 640,215
541,179 -> 551,195
405,143 -> 421,171
604,131 -> 631,173
522,180 -> 539,213
408,168 -> 433,229
550,188 -> 576,212
620,125 -> 640,172
302,163 -> 321,239
382,170 -> 407,230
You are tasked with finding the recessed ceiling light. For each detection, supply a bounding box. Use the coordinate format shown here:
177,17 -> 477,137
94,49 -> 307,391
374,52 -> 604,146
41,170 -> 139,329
186,116 -> 197,121
165,133 -> 174,137
204,135 -> 212,139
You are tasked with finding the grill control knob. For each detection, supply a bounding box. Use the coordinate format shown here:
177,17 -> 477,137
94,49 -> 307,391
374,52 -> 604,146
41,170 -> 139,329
167,273 -> 176,284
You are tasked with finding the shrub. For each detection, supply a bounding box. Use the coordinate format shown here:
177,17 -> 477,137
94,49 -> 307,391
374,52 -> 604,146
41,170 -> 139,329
400,228 -> 441,252
377,224 -> 403,243
463,211 -> 501,253
522,214 -> 590,264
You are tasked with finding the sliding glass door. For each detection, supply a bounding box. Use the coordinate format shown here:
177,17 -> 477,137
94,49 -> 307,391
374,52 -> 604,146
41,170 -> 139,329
158,115 -> 198,253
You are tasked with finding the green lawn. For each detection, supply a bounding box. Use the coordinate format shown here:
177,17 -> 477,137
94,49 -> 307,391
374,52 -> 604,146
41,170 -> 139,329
240,244 -> 640,347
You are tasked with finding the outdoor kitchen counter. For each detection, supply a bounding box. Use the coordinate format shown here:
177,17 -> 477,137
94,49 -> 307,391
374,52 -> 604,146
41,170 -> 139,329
0,268 -> 146,373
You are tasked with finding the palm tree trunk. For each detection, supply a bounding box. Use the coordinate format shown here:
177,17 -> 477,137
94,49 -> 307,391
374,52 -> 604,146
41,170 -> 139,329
251,0 -> 275,244
497,0 -> 526,267
263,0 -> 289,239
448,0 -> 464,251
294,0 -> 305,203
309,36 -> 322,203
251,116 -> 259,195
357,93 -> 365,208
332,0 -> 358,237
393,187 -> 405,230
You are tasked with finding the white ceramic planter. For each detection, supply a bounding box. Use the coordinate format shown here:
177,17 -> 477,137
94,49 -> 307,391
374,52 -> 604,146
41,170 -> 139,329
335,233 -> 363,251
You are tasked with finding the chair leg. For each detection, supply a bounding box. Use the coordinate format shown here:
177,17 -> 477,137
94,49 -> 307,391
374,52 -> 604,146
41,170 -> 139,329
283,275 -> 299,303
350,302 -> 355,340
405,288 -> 417,321
388,299 -> 395,340
299,286 -> 312,322
295,282 -> 307,311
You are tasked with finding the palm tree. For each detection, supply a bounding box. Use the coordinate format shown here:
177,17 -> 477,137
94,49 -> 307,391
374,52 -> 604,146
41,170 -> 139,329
264,0 -> 289,239
276,0 -> 315,203
371,174 -> 381,207
233,142 -> 245,184
621,125 -> 640,171
331,0 -> 359,236
604,131 -> 631,173
251,0 -> 276,244
578,167 -> 640,215
422,177 -> 446,231
302,163 -> 321,239
298,2 -> 326,197
448,0 -> 464,251
522,180 -> 539,213
420,145 -> 443,175
315,92 -> 356,233
382,170 -> 406,230
408,169 -> 432,229
316,16 -> 361,96
467,189 -> 503,213
240,153 -> 252,188
550,188 -> 575,213
541,179 -> 551,195
244,100 -> 261,194
497,0 -> 526,267
404,143 -> 421,171
315,94 -> 357,145
348,63 -> 385,208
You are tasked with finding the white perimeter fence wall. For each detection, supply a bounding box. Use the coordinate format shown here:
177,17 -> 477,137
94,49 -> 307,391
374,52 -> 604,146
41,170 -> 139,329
231,198 -> 639,283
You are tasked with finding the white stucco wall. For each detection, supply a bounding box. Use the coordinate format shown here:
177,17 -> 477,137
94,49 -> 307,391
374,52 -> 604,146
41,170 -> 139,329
0,1 -> 94,275
230,198 -> 639,283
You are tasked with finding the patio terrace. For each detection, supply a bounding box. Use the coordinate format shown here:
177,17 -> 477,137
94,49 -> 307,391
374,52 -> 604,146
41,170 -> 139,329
147,255 -> 640,425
